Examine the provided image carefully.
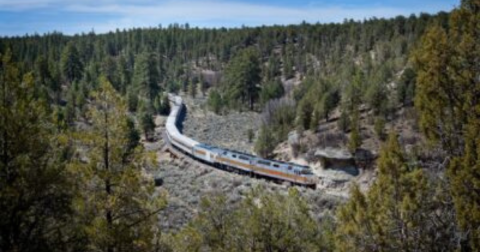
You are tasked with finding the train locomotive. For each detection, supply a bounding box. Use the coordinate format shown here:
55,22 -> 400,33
165,94 -> 317,188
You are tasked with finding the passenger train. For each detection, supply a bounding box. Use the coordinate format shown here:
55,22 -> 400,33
165,94 -> 317,188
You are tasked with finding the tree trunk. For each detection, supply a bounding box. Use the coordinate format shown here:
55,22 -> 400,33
104,110 -> 113,252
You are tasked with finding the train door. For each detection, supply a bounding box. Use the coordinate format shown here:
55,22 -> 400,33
205,151 -> 211,162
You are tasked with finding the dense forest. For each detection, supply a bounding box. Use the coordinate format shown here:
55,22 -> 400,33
1,0 -> 479,251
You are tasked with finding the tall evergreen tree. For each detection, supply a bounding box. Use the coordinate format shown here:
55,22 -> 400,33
140,110 -> 156,142
207,89 -> 223,114
223,47 -> 261,110
449,122 -> 480,250
188,79 -> 197,98
336,132 -> 457,251
69,76 -> 165,252
60,42 -> 83,83
0,51 -> 74,251
415,1 -> 480,249
259,78 -> 285,105
348,110 -> 362,153
154,93 -> 171,116
117,54 -> 131,95
414,26 -> 459,153
344,68 -> 364,113
254,125 -> 276,158
318,89 -> 340,122
133,52 -> 159,101
296,98 -> 314,131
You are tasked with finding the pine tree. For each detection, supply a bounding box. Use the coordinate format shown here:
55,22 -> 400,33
140,111 -> 156,142
283,44 -> 295,79
102,56 -> 119,91
223,47 -> 261,110
344,68 -> 364,113
34,55 -> 56,101
239,188 -> 320,252
126,86 -> 139,112
207,89 -> 223,114
296,99 -> 314,131
254,125 -> 276,158
365,81 -> 387,116
0,51 -> 74,251
60,42 -> 83,83
154,93 -> 171,116
348,110 -> 362,153
374,116 -> 386,141
319,90 -> 340,122
415,1 -> 480,248
414,25 -> 459,152
132,52 -> 159,101
337,108 -> 351,133
125,117 -> 140,156
310,106 -> 320,131
259,79 -> 285,105
335,184 -> 373,252
69,76 -> 165,252
336,132 -> 456,251
449,122 -> 480,250
397,68 -> 416,106
188,79 -> 197,98
117,54 -> 131,94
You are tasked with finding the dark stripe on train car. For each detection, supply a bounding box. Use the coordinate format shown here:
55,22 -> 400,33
217,156 -> 310,184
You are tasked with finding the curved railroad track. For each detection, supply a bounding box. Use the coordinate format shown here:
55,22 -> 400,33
162,94 -> 318,189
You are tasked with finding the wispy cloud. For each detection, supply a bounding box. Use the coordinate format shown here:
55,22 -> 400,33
0,0 -> 457,36
68,1 -> 407,22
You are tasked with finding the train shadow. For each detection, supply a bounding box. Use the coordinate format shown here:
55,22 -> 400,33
175,104 -> 187,133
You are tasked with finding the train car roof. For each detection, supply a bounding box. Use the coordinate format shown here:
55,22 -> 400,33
218,148 -> 256,158
167,93 -> 312,171
217,147 -> 311,170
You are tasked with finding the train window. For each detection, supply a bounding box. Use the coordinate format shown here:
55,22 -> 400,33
301,169 -> 313,175
239,156 -> 249,160
273,164 -> 279,168
288,166 -> 292,170
232,155 -> 237,158
258,160 -> 270,166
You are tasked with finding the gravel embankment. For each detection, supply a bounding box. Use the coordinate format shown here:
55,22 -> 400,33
153,155 -> 340,231
181,95 -> 261,154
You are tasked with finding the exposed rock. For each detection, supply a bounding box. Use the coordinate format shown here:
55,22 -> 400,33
181,95 -> 261,154
288,130 -> 300,145
315,148 -> 353,160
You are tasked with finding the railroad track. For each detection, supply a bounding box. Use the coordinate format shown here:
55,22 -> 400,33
161,130 -> 318,189
161,94 -> 317,189
161,131 -> 210,169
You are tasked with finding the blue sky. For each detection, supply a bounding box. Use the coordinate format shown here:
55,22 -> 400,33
0,0 -> 458,36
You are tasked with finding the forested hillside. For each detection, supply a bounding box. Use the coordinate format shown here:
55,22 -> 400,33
1,12 -> 447,126
1,0 -> 479,251
0,11 -> 449,156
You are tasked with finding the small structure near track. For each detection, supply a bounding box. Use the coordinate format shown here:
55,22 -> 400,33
315,148 -> 355,171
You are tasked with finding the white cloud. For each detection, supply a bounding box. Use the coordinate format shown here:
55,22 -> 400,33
0,0 -> 456,35
60,0 -> 416,33
68,1 -> 407,22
